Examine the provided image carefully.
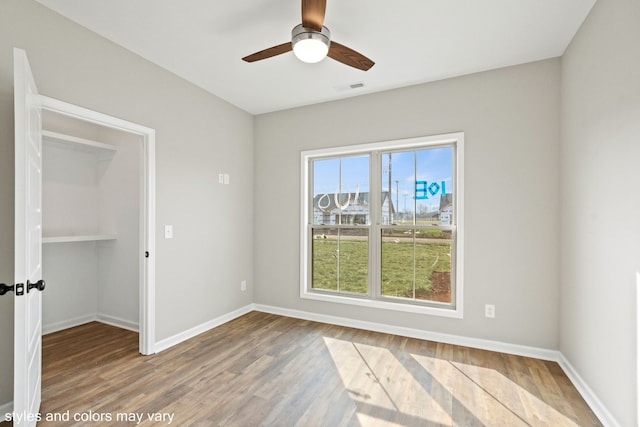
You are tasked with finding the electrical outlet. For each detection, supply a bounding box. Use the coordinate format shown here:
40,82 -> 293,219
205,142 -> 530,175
240,280 -> 247,291
485,304 -> 495,318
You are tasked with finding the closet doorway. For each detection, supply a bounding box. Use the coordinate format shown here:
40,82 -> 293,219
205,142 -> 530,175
39,96 -> 155,355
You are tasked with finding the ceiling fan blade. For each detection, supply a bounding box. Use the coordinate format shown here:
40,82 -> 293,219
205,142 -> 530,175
242,42 -> 293,62
328,41 -> 375,71
301,0 -> 327,31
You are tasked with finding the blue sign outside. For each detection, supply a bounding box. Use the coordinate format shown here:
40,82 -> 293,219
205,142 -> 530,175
415,181 -> 446,200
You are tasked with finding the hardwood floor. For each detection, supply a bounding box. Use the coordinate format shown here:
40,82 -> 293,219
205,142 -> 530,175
6,311 -> 601,426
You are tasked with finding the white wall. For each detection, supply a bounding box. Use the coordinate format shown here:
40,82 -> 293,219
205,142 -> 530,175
560,0 -> 640,425
96,127 -> 141,328
0,0 -> 254,406
42,242 -> 99,331
255,58 -> 561,349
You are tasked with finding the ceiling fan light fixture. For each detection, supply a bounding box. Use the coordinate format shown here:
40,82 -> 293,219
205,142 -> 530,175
291,24 -> 331,63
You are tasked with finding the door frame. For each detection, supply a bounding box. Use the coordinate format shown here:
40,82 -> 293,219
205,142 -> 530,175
39,95 -> 156,355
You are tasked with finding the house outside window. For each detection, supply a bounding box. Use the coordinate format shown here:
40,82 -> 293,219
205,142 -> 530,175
300,133 -> 464,318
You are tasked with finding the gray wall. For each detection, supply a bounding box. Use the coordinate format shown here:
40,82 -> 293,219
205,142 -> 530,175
255,58 -> 561,348
0,0 -> 254,406
560,0 -> 640,425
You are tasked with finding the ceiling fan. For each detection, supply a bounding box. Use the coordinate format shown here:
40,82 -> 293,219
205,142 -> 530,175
242,0 -> 374,71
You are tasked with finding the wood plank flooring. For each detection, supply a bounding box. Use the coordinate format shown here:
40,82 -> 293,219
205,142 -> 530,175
5,311 -> 601,426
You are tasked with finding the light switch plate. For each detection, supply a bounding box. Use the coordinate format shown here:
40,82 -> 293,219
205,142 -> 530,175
485,304 -> 495,318
164,225 -> 173,239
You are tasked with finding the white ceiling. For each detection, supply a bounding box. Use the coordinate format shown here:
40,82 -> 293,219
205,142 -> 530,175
35,0 -> 595,115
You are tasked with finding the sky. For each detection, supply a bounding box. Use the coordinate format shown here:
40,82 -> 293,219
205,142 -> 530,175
313,146 -> 453,215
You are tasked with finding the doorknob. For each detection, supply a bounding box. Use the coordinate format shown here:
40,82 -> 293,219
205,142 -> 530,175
0,283 -> 24,296
27,279 -> 45,293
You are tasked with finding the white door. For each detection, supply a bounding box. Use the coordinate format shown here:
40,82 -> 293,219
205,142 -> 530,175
13,48 -> 44,427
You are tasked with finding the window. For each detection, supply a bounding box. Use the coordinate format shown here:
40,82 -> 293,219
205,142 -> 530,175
311,155 -> 369,295
301,133 -> 464,317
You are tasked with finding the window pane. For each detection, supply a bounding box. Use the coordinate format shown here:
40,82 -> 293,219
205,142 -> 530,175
312,156 -> 369,225
338,228 -> 368,294
312,228 -> 368,295
381,229 -> 415,298
416,147 -> 454,226
312,228 -> 338,291
381,151 -> 414,225
381,229 -> 452,303
415,230 -> 452,303
338,156 -> 369,225
313,159 -> 339,225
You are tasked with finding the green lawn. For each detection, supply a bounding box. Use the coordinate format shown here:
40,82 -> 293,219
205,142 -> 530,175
312,236 -> 451,300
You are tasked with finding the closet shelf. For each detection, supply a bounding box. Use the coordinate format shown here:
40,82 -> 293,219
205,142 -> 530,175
43,234 -> 117,244
42,130 -> 117,153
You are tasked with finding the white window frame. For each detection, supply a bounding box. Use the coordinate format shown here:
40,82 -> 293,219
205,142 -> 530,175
300,132 -> 464,318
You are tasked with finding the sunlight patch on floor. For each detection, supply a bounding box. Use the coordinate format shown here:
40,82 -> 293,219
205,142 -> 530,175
412,353 -> 580,426
323,336 -> 451,425
323,335 -> 581,426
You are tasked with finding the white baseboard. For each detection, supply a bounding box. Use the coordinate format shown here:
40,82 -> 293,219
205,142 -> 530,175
253,304 -> 560,360
43,314 -> 97,335
154,304 -> 254,353
43,313 -> 139,335
253,303 -> 620,427
557,353 -> 621,427
96,313 -> 139,333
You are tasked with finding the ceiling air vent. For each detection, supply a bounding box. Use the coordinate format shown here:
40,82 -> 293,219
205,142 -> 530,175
333,82 -> 365,92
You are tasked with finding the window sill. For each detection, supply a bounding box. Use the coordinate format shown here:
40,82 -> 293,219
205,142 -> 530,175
300,289 -> 463,319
